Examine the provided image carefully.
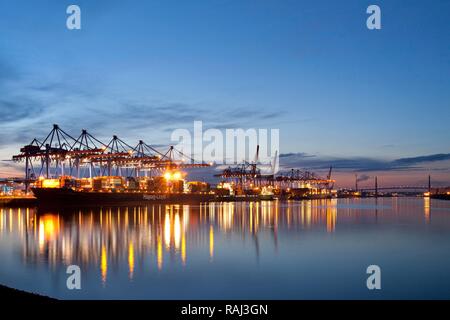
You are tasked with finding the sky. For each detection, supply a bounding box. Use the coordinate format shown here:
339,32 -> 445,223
0,0 -> 449,187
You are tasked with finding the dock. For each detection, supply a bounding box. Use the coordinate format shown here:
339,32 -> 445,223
0,196 -> 37,207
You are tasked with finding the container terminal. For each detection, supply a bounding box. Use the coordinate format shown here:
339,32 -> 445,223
1,124 -> 338,207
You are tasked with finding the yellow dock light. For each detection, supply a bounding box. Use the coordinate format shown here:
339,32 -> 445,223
173,171 -> 182,180
164,172 -> 172,181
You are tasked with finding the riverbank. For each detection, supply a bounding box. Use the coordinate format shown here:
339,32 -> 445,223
0,284 -> 53,300
431,194 -> 450,201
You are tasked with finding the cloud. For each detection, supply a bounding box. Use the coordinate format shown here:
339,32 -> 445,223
0,73 -> 284,156
279,152 -> 315,158
223,108 -> 281,122
0,47 -> 283,153
279,152 -> 450,172
356,174 -> 371,183
117,101 -> 206,127
392,154 -> 450,166
0,56 -> 20,85
0,99 -> 44,123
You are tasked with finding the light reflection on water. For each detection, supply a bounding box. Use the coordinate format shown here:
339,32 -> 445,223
6,201 -> 338,273
1,198 -> 450,299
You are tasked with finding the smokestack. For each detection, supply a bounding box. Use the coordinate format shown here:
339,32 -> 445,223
355,174 -> 358,191
375,176 -> 378,197
428,175 -> 431,193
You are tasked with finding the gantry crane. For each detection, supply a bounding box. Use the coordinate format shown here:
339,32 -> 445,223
12,124 -> 210,192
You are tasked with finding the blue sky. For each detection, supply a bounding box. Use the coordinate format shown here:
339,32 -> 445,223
0,0 -> 449,185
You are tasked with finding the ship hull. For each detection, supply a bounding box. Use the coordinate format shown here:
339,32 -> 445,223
31,187 -> 337,208
32,188 -> 216,207
431,194 -> 450,201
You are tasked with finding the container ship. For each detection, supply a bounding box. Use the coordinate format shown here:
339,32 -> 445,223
31,174 -> 216,206
30,171 -> 337,207
11,124 -> 337,206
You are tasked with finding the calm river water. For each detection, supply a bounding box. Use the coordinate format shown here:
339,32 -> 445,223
1,197 -> 450,299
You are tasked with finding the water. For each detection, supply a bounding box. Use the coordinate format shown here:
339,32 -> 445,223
1,197 -> 450,299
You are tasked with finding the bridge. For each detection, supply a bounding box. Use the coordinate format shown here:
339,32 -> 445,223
357,176 -> 432,194
359,186 -> 429,191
